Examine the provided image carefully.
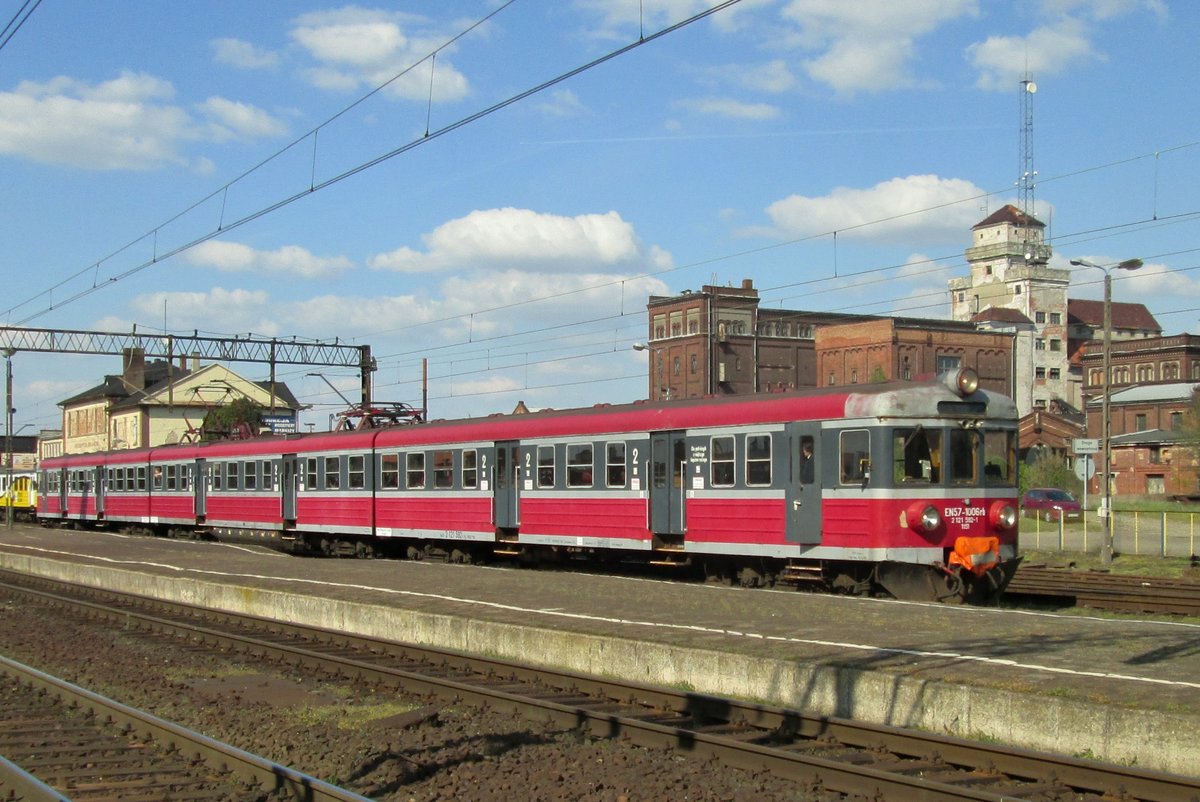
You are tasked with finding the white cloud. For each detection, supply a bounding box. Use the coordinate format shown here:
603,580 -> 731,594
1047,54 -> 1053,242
779,0 -> 979,93
677,97 -> 780,120
99,288 -> 280,336
535,89 -> 586,118
289,8 -> 470,102
967,19 -> 1093,91
0,71 -> 285,170
368,208 -> 673,274
758,174 -> 988,244
183,241 -> 354,279
198,97 -> 289,140
211,38 -> 280,69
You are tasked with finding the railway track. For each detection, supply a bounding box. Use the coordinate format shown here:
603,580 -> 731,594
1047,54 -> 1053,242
0,653 -> 374,802
2,570 -> 1197,802
1005,565 -> 1200,616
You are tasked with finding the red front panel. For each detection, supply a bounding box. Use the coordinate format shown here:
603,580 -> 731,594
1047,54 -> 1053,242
376,496 -> 492,535
822,496 -> 1019,550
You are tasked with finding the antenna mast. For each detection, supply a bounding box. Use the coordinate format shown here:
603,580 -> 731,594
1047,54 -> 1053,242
1019,76 -> 1037,217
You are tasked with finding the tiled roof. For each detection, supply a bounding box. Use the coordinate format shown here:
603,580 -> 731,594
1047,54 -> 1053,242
1086,381 -> 1200,406
1067,299 -> 1161,332
972,307 -> 1033,325
972,204 -> 1045,230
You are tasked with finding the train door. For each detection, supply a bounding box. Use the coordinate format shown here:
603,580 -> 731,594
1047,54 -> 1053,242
92,466 -> 105,517
281,455 -> 299,521
785,423 -> 822,544
649,431 -> 687,536
493,440 -> 520,529
194,459 -> 207,519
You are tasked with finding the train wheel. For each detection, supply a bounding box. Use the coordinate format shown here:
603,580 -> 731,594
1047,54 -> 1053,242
406,545 -> 422,561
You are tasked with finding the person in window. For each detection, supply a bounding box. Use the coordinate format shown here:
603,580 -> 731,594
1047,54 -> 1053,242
799,438 -> 815,484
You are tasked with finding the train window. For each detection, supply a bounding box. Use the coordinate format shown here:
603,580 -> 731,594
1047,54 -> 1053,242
798,437 -> 815,484
347,455 -> 366,489
840,430 -> 870,485
462,450 -> 478,489
324,456 -> 341,490
537,446 -> 555,488
152,466 -> 164,491
433,450 -> 454,489
244,462 -> 257,490
105,468 -> 114,491
165,465 -> 177,491
983,431 -> 1016,486
380,453 -> 400,489
746,435 -> 772,486
948,430 -> 976,485
606,442 -> 626,487
137,466 -> 147,491
229,462 -> 242,490
407,453 -> 425,489
567,444 -> 594,488
305,458 -> 318,490
711,436 -> 735,487
893,426 -> 942,484
211,463 -> 224,491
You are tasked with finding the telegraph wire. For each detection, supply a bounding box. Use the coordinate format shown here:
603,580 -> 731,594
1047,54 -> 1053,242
0,0 -> 41,54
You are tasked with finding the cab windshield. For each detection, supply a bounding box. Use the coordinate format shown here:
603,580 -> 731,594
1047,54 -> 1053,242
892,426 -> 1016,488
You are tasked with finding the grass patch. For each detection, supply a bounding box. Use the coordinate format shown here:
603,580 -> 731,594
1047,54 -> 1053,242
1019,549 -> 1199,579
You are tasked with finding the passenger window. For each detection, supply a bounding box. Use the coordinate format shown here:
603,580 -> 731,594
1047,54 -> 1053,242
324,456 -> 340,489
606,442 -> 627,487
406,453 -> 425,489
305,458 -> 318,490
567,444 -> 594,487
893,426 -> 942,484
348,455 -> 366,489
433,450 -> 454,489
711,436 -> 735,487
798,436 -> 815,484
746,435 -> 771,486
244,461 -> 257,490
839,430 -> 870,485
462,450 -> 478,489
380,453 -> 400,489
538,446 -> 555,488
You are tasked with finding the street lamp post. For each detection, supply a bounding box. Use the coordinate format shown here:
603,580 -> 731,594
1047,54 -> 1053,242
1069,257 -> 1143,564
632,342 -> 672,400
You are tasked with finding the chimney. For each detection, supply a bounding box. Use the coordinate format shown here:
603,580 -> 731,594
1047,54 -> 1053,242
741,278 -> 753,290
122,348 -> 146,392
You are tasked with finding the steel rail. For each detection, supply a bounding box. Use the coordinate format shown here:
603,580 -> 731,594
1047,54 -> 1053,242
1006,566 -> 1200,616
4,572 -> 1197,802
0,652 -> 375,802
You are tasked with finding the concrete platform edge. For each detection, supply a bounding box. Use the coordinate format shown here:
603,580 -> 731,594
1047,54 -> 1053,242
3,553 -> 1194,775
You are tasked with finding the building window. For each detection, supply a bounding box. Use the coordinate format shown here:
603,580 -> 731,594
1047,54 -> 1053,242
673,356 -> 681,376
1049,339 -> 1061,351
652,314 -> 666,340
1035,367 -> 1046,380
1147,475 -> 1165,495
1170,411 -> 1183,430
686,308 -> 700,335
850,368 -> 858,384
1014,285 -> 1022,295
1135,414 -> 1147,431
669,310 -> 682,336
1035,311 -> 1045,324
1049,368 -> 1060,380
936,355 -> 961,374
690,354 -> 698,375
1035,338 -> 1046,351
1149,447 -> 1162,464
1050,312 -> 1061,325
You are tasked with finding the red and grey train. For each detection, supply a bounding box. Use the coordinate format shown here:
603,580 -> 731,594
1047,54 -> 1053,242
38,368 -> 1021,603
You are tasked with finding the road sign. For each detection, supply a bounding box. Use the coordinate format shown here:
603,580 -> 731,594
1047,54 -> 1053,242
1074,454 -> 1095,481
1072,438 -> 1100,454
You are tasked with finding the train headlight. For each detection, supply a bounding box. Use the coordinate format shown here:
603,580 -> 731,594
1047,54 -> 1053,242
989,501 -> 1017,531
944,367 -> 980,397
919,505 -> 941,532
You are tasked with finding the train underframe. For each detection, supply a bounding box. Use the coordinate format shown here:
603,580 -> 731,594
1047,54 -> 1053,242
42,518 -> 1018,604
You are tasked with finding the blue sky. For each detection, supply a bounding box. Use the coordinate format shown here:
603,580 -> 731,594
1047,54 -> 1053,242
2,0 -> 1197,433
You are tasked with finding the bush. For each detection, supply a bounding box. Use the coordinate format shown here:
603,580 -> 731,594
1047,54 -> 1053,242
1018,451 -> 1082,498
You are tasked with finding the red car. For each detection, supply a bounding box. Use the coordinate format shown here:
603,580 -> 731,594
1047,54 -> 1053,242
1021,488 -> 1082,522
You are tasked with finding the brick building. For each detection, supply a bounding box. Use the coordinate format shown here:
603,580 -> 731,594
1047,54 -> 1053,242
1087,383 -> 1200,497
644,280 -> 1014,401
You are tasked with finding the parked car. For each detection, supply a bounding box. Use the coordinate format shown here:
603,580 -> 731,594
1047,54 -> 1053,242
1021,488 -> 1083,522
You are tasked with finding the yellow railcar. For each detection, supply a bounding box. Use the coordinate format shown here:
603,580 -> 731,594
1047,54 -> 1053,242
0,471 -> 38,521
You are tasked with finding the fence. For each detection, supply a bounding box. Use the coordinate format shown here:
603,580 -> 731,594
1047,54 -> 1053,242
1021,510 -> 1200,558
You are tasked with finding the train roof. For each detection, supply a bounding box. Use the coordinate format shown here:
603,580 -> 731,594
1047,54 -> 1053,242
40,375 -> 1017,467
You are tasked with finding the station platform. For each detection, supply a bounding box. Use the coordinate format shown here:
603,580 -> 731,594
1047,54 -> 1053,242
0,523 -> 1196,776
